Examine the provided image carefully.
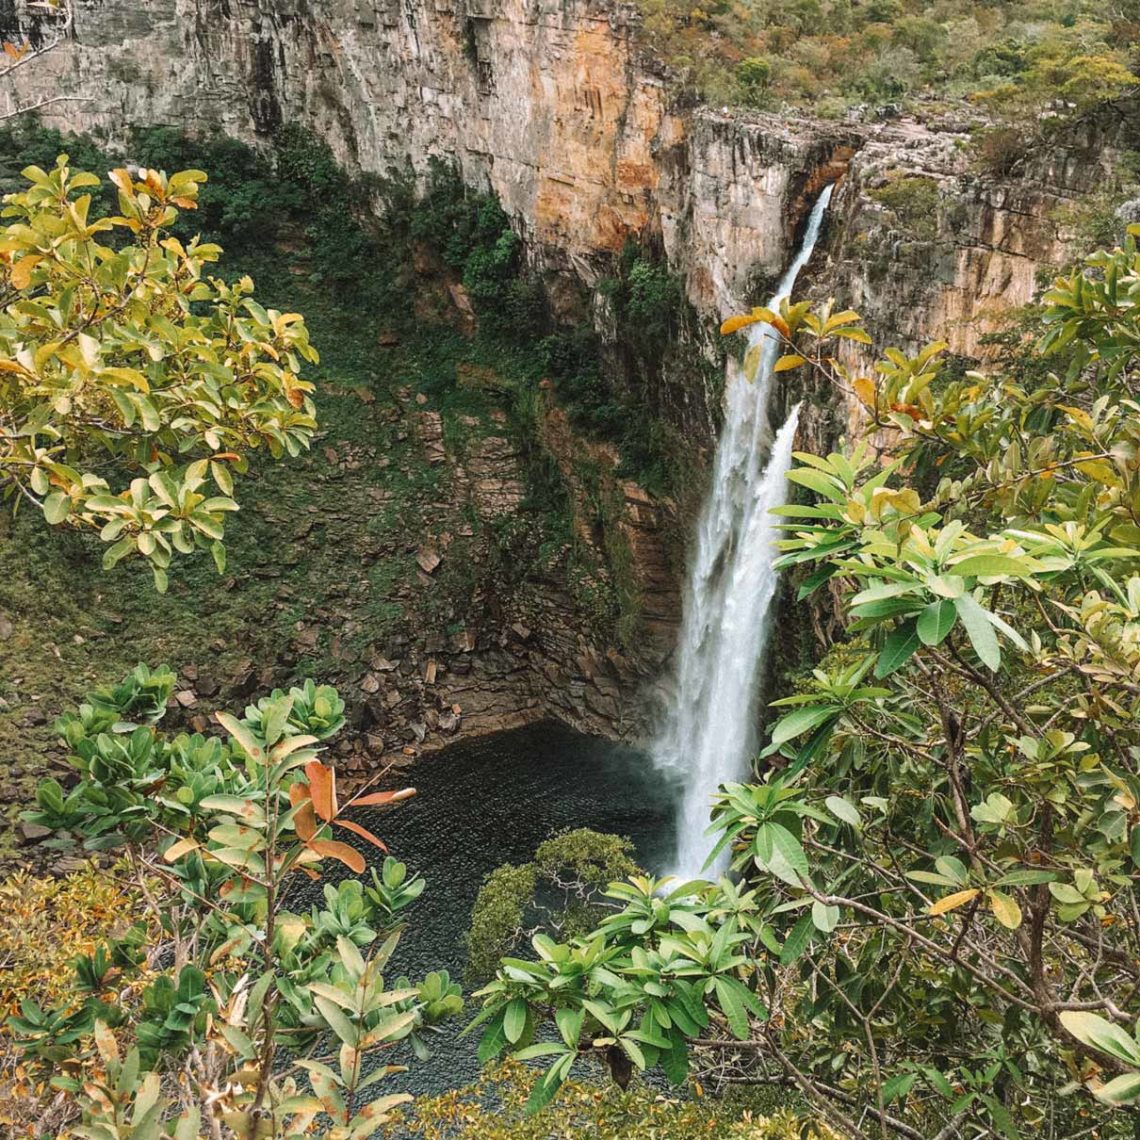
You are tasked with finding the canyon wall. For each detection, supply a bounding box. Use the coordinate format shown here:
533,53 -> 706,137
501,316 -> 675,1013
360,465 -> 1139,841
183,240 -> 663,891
8,0 -> 1134,750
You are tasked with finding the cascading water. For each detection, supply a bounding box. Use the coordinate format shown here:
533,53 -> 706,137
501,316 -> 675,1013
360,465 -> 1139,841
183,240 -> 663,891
655,185 -> 834,879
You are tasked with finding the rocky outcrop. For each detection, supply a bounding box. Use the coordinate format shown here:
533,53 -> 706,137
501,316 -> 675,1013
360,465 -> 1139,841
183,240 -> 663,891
13,0 -> 846,310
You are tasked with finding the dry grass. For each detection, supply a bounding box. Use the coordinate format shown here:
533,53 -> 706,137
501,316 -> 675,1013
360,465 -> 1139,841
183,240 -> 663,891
0,862 -> 147,1138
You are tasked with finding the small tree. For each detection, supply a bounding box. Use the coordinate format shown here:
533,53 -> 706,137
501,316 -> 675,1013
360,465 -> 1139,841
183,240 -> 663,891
472,232 -> 1140,1137
12,664 -> 460,1138
0,156 -> 319,590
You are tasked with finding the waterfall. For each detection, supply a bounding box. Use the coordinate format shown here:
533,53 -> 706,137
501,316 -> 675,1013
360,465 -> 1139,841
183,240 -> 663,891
654,185 -> 833,879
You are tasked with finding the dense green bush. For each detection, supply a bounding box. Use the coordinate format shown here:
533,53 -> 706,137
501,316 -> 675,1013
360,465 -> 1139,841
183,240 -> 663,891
869,173 -> 941,241
464,829 -> 641,983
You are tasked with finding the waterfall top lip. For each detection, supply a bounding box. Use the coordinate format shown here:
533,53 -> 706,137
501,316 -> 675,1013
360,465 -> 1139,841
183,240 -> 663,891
722,182 -> 834,323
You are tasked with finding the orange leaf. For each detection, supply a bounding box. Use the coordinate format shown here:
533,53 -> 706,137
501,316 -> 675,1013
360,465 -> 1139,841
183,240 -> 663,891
10,254 -> 41,291
294,801 -> 318,842
352,787 -> 417,807
335,819 -> 389,852
309,838 -> 365,874
305,760 -> 337,822
212,452 -> 241,461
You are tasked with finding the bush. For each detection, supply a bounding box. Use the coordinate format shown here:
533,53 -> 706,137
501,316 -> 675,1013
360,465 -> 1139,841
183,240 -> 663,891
464,829 -> 641,983
9,665 -> 456,1134
471,232 -> 1140,1137
869,172 -> 941,240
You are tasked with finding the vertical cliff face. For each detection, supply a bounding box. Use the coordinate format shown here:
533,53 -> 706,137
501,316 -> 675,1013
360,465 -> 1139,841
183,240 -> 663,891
13,0 -> 848,305
18,4 -> 1130,374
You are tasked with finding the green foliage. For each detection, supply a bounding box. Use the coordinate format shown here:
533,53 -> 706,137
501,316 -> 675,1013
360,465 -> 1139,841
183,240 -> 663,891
632,0 -> 1138,116
475,231 -> 1140,1137
868,173 -> 941,241
464,829 -> 640,984
0,156 -> 319,590
11,664 -> 453,1136
130,126 -> 302,250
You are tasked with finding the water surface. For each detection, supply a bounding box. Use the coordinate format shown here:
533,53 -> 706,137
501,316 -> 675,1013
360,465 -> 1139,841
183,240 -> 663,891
291,721 -> 674,1095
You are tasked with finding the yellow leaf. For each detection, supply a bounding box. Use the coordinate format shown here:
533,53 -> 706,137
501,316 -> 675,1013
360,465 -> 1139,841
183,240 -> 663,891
988,889 -> 1022,930
852,377 -> 877,407
774,354 -> 808,372
720,313 -> 763,336
928,888 -> 979,916
162,837 -> 201,862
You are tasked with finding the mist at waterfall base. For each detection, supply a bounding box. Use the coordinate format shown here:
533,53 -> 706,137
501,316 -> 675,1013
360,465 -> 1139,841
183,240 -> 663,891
653,185 -> 834,880
289,722 -> 673,1095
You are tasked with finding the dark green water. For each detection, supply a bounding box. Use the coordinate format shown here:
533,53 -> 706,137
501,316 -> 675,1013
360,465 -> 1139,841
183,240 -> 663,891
290,720 -> 675,1096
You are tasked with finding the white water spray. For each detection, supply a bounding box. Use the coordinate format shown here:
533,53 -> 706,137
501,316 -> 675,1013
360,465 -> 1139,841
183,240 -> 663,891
654,185 -> 833,879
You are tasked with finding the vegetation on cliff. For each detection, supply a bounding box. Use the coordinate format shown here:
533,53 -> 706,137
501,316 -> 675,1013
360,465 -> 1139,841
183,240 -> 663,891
0,124 -> 681,855
634,0 -> 1138,122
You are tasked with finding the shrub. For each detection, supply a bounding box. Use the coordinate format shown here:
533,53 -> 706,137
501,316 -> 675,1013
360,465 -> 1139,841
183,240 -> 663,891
869,172 -> 941,240
472,235 -> 1140,1137
9,664 -> 457,1135
464,829 -> 641,983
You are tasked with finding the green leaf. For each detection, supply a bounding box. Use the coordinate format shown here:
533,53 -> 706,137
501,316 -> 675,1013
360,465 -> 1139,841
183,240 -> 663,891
513,1043 -> 569,1060
754,822 -> 810,888
770,705 -> 838,746
477,1018 -> 508,1065
313,994 -> 358,1047
1060,1011 -> 1140,1067
811,900 -> 840,933
102,535 -> 134,569
779,913 -> 815,966
1094,1072 -> 1140,1106
713,976 -> 751,1041
954,593 -> 1001,671
503,998 -> 527,1044
787,468 -> 848,504
42,492 -> 71,524
555,1006 -> 584,1050
994,869 -> 1056,887
875,619 -> 920,678
916,598 -> 956,646
949,554 -> 1032,579
824,795 -> 861,828
660,1037 -> 689,1085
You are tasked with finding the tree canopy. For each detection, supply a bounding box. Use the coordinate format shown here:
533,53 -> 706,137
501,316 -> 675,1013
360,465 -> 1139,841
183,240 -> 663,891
0,156 -> 318,590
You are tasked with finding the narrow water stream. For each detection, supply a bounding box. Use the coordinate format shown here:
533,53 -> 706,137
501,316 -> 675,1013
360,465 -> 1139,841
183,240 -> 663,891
291,722 -> 674,1095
